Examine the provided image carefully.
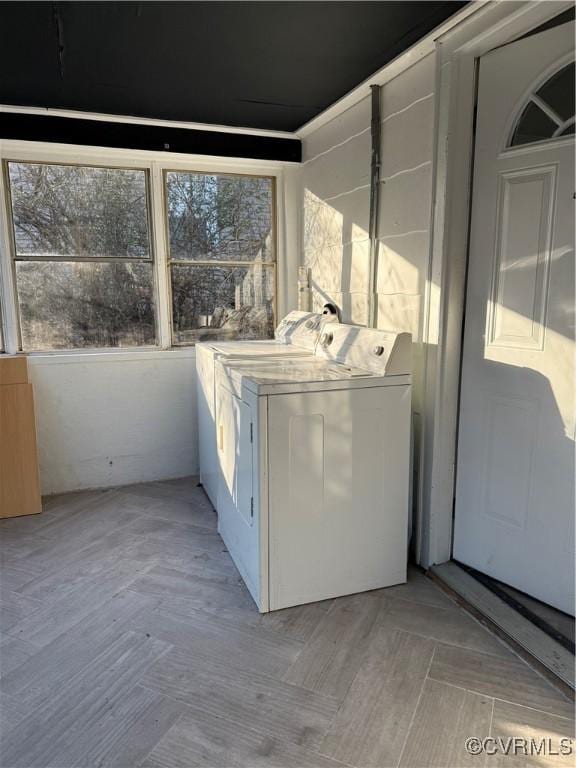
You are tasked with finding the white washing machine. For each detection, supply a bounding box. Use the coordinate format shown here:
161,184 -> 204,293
215,324 -> 412,612
196,310 -> 337,507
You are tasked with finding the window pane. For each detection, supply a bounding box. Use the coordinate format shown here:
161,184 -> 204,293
537,63 -> 575,123
171,264 -> 274,343
166,172 -> 274,262
16,262 -> 156,350
8,163 -> 150,259
511,101 -> 557,146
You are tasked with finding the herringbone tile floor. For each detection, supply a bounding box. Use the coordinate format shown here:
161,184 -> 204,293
0,477 -> 573,767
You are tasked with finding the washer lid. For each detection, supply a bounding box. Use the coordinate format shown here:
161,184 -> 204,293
222,357 -> 369,384
199,340 -> 312,357
216,355 -> 407,397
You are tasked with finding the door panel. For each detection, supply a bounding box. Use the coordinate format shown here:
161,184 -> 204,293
268,385 -> 411,610
215,385 -> 258,602
454,22 -> 575,614
487,166 -> 556,350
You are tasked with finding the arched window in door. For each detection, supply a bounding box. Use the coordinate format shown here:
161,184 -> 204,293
509,62 -> 575,146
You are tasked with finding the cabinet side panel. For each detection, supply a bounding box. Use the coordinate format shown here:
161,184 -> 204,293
268,385 -> 410,609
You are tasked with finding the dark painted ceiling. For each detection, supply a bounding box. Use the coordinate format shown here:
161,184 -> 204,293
0,1 -> 468,132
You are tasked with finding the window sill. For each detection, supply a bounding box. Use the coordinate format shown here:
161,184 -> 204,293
25,346 -> 197,365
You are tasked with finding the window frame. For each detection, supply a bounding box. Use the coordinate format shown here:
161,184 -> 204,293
504,55 -> 576,151
3,159 -> 159,352
0,141 -> 291,356
162,168 -> 278,346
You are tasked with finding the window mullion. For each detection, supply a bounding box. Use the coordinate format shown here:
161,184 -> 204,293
0,163 -> 21,353
150,162 -> 172,349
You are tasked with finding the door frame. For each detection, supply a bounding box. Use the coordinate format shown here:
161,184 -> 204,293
417,0 -> 575,568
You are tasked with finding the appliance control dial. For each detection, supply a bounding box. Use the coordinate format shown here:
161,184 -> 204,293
321,331 -> 334,346
373,345 -> 385,356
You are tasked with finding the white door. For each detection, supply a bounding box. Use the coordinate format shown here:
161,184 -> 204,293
454,22 -> 575,615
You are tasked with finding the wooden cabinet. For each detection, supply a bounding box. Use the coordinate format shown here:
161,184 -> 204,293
0,356 -> 42,518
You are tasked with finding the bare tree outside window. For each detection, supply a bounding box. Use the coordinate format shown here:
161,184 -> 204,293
7,162 -> 156,351
165,171 -> 275,343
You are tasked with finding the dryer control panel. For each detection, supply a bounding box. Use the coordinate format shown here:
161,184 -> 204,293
317,324 -> 412,375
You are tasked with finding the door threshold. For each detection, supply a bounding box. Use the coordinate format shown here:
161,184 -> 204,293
429,561 -> 575,697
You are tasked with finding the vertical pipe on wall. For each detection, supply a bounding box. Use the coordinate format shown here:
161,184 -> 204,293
367,84 -> 381,328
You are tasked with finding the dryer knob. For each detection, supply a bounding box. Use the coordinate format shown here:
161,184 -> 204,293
373,345 -> 385,356
321,331 -> 334,346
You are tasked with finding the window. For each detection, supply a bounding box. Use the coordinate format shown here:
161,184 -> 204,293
165,171 -> 276,343
510,62 -> 575,146
6,162 -> 156,351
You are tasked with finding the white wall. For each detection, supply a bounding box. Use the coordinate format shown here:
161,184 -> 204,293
301,54 -> 437,533
302,93 -> 371,323
28,349 -> 198,495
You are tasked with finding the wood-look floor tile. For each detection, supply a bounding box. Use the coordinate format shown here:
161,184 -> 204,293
76,686 -> 184,768
131,605 -> 303,680
0,534 -> 54,566
320,628 -> 435,767
21,492 -> 143,566
399,678 -> 492,767
140,567 -> 332,645
6,558 -> 152,646
1,591 -> 157,706
0,512 -> 58,539
0,564 -> 42,593
0,590 -> 42,632
429,643 -> 573,719
125,516 -> 225,555
125,476 -> 208,506
381,566 -> 454,608
119,488 -> 217,530
15,549 -> 135,603
488,699 -> 575,766
0,632 -> 37,678
41,488 -> 109,518
382,596 -> 511,657
1,630 -> 172,768
283,591 -> 382,700
1,480 -> 571,768
0,690 -> 29,733
147,708 -> 348,768
128,564 -> 249,608
143,644 -> 340,750
125,535 -> 239,577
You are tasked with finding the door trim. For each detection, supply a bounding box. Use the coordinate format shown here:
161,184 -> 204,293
417,0 -> 574,568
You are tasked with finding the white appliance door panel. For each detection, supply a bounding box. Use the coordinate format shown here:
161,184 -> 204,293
268,385 -> 410,610
216,386 -> 258,604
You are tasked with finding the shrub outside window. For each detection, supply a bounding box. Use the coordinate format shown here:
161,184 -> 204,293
6,162 -> 156,351
165,171 -> 276,344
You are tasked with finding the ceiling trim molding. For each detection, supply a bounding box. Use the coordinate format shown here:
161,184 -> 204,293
0,104 -> 297,141
296,0 -> 487,138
